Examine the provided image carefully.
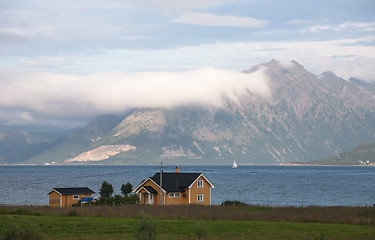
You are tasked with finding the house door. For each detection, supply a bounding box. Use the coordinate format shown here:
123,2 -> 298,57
142,193 -> 147,205
148,193 -> 154,205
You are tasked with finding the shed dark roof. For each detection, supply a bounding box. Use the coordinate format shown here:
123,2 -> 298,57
151,172 -> 201,193
51,187 -> 95,195
143,186 -> 157,194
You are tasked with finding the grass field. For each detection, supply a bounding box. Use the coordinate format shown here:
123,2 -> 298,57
0,205 -> 374,240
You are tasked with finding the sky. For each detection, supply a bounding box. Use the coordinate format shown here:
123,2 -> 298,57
1,0 -> 374,129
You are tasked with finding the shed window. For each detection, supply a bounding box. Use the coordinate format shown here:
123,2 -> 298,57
197,180 -> 203,188
197,194 -> 203,202
73,195 -> 79,200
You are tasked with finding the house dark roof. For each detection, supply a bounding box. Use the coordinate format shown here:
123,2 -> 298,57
143,186 -> 157,194
151,172 -> 201,193
50,187 -> 95,195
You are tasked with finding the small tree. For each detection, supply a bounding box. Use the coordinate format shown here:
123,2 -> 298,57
121,182 -> 133,196
99,181 -> 114,198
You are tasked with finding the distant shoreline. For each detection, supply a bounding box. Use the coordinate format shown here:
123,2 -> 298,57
280,162 -> 375,167
1,163 -> 374,167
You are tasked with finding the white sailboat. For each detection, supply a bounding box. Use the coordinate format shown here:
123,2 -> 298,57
232,160 -> 238,168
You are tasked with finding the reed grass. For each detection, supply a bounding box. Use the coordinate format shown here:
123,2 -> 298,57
0,204 -> 374,226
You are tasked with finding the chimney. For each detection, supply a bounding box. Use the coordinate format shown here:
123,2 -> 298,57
175,166 -> 180,173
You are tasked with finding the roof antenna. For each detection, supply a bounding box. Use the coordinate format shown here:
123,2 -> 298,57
160,161 -> 163,205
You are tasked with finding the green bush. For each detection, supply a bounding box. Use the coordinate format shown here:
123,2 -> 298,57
93,194 -> 139,206
114,194 -> 125,205
125,194 -> 140,205
221,200 -> 249,207
135,212 -> 156,240
3,222 -> 41,240
195,222 -> 209,240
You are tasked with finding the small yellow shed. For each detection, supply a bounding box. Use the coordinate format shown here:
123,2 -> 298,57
46,187 -> 95,207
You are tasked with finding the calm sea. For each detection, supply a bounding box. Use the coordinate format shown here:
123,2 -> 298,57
0,165 -> 374,206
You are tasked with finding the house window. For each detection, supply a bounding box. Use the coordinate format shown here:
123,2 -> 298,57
197,194 -> 204,202
73,195 -> 79,200
169,193 -> 181,198
197,180 -> 203,188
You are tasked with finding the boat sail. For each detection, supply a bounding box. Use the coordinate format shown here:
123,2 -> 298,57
232,160 -> 238,168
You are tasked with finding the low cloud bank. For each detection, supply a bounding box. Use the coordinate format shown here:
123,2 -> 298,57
0,67 -> 270,125
172,12 -> 268,28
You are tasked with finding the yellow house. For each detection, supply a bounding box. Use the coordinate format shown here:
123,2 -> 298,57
134,167 -> 214,205
46,187 -> 95,207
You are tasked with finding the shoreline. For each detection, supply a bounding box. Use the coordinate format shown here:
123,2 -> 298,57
280,162 -> 375,167
1,163 -> 374,166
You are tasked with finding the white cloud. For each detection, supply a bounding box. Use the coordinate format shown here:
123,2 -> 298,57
289,53 -> 375,83
0,0 -> 136,44
172,12 -> 267,28
123,0 -> 225,14
0,68 -> 270,124
7,36 -> 375,82
0,26 -> 53,39
120,35 -> 149,40
0,109 -> 87,128
302,21 -> 375,33
95,37 -> 375,81
1,0 -> 374,128
264,38 -> 375,81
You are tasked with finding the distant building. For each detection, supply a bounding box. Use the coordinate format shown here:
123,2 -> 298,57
46,187 -> 95,207
133,167 -> 215,205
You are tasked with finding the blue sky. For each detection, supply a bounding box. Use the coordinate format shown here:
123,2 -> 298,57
0,0 -> 375,127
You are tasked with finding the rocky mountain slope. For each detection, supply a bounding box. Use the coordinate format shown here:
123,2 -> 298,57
349,77 -> 375,95
25,60 -> 375,165
25,114 -> 124,164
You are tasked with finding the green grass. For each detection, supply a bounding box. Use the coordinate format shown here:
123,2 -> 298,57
0,205 -> 374,239
0,214 -> 374,240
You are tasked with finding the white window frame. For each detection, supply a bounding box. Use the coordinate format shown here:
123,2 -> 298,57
197,180 -> 203,188
73,194 -> 79,200
197,194 -> 203,202
169,193 -> 181,198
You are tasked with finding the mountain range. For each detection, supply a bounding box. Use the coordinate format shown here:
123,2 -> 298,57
2,60 -> 375,165
0,127 -> 78,164
293,141 -> 375,165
